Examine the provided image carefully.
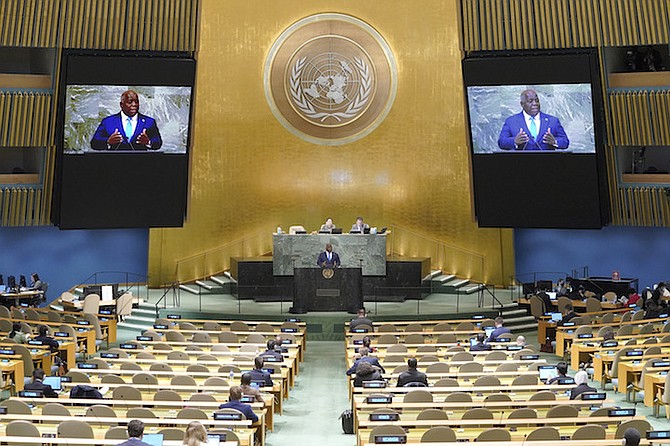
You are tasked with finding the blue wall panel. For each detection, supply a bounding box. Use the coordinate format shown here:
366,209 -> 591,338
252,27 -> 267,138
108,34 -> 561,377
515,226 -> 670,291
0,226 -> 148,303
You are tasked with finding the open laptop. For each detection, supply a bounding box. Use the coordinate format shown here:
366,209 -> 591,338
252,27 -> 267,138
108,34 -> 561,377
538,365 -> 557,382
143,434 -> 164,446
484,326 -> 495,338
550,312 -> 563,322
43,376 -> 62,392
547,292 -> 557,300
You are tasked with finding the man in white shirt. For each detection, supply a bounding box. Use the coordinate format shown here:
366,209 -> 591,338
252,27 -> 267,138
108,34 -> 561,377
350,217 -> 370,233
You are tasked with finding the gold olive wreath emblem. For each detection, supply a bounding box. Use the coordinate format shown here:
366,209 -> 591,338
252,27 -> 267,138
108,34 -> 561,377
322,268 -> 335,279
289,56 -> 372,123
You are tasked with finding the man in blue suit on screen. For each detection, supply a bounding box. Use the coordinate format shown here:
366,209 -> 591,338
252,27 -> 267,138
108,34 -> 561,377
90,90 -> 162,151
497,89 -> 569,151
317,243 -> 341,268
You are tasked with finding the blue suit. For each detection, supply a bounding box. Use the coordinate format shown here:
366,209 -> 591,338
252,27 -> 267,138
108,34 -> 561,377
90,112 -> 162,150
219,400 -> 259,422
346,356 -> 385,375
497,112 -> 569,151
317,251 -> 340,268
117,438 -> 152,446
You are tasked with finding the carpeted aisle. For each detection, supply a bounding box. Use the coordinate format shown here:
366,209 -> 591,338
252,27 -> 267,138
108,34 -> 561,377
266,341 -> 354,446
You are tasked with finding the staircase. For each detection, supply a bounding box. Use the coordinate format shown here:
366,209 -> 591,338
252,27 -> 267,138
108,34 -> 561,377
179,273 -> 236,295
425,270 -> 486,295
117,301 -> 157,332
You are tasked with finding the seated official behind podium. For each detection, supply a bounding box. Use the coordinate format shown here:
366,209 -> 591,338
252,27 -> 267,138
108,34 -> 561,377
351,216 -> 369,233
319,218 -> 337,233
317,243 -> 340,268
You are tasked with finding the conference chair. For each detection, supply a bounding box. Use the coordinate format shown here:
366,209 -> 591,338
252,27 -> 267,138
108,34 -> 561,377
6,420 -> 41,446
116,292 -> 133,322
230,321 -> 250,332
167,351 -> 189,361
378,324 -> 398,333
417,409 -> 448,420
451,352 -> 474,362
556,296 -> 571,313
455,322 -> 475,331
437,333 -> 457,343
132,372 -> 159,385
507,408 -> 537,419
421,426 -> 457,442
476,428 -> 511,442
58,420 -> 94,438
387,344 -> 407,353
529,295 -> 545,319
614,420 -> 651,439
245,333 -> 265,344
526,427 -> 560,441
484,393 -> 512,402
85,404 -> 117,419
461,408 -> 494,421
171,375 -> 197,386
603,347 -> 634,390
149,362 -> 173,372
204,377 -> 229,387
425,362 -> 451,373
136,352 -> 156,360
434,378 -> 459,387
433,323 -> 453,332
445,392 -> 472,402
640,323 -> 656,335
3,400 -> 31,415
403,389 -> 433,403
546,405 -> 578,418
369,425 -> 406,443
496,363 -> 518,372
154,389 -> 182,401
405,323 -> 423,332
203,321 -> 222,331
82,294 -> 100,315
459,362 -> 483,373
529,391 -> 556,401
101,374 -> 126,384
189,393 -> 217,402
377,334 -> 397,344
105,427 -> 129,440
405,334 -> 425,344
65,370 -> 90,383
572,424 -> 607,440
473,376 -> 500,386
177,408 -> 208,419
42,403 -> 71,416
127,408 -> 157,419
159,428 -> 185,441
178,322 -> 197,330
165,330 -> 186,342
585,297 -> 602,312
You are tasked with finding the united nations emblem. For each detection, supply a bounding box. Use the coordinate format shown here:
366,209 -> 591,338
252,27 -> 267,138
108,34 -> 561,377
264,14 -> 397,145
322,268 -> 335,279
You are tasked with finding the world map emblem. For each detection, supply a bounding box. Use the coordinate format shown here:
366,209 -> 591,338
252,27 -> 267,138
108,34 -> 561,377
264,14 -> 397,145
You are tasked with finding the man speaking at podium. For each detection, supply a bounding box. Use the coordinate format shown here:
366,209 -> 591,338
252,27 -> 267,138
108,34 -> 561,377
317,243 -> 340,268
497,89 -> 569,151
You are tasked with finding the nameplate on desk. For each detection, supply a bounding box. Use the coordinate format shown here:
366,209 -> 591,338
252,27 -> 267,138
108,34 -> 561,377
370,412 -> 399,421
262,355 -> 281,362
366,395 -> 392,404
154,324 -> 168,330
54,332 -> 69,338
557,378 -> 575,385
608,408 -> 635,417
472,315 -> 484,319
214,412 -> 242,421
100,353 -> 119,359
563,322 -> 575,327
99,309 -> 112,315
281,327 -> 297,333
581,392 -> 606,400
363,380 -> 387,388
251,380 -> 266,388
352,328 -> 368,333
286,318 -> 301,322
577,333 -> 594,339
660,313 -> 669,318
28,340 -> 44,345
76,320 -> 90,325
19,302 -> 29,307
353,339 -> 364,345
648,431 -> 670,440
626,350 -> 644,357
167,314 -> 181,319
281,339 -> 292,345
60,376 -> 72,382
492,338 -> 511,343
628,303 -> 637,308
18,390 -> 43,398
601,341 -> 618,348
506,345 -> 522,351
77,363 -> 98,369
373,435 -> 406,444
119,343 -> 138,349
208,433 -> 226,442
0,406 -> 6,414
0,349 -> 15,355
520,354 -> 539,360
240,395 -> 254,403
136,336 -> 152,341
653,361 -> 670,367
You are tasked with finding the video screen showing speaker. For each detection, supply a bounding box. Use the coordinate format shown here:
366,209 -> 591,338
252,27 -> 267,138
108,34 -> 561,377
53,52 -> 196,229
463,50 -> 609,229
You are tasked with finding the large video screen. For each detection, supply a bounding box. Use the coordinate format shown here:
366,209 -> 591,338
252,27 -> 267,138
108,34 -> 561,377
64,85 -> 191,154
52,52 -> 196,229
468,83 -> 595,154
463,50 -> 609,229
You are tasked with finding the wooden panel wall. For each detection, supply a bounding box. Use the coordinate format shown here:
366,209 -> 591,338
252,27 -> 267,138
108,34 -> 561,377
0,0 -> 198,226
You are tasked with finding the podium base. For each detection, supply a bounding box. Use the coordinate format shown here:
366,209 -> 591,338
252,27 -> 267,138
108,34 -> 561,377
288,306 -> 306,314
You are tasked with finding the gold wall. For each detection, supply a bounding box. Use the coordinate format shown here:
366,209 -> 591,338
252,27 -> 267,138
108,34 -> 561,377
148,0 -> 515,287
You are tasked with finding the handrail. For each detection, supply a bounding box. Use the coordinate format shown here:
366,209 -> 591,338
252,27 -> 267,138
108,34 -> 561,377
155,282 -> 180,317
71,270 -> 149,301
388,224 -> 486,283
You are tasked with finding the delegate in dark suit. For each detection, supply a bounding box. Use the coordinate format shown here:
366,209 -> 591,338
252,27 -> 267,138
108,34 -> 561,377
497,89 -> 569,151
219,399 -> 259,422
90,90 -> 162,151
346,355 -> 385,375
317,243 -> 340,268
24,380 -> 57,398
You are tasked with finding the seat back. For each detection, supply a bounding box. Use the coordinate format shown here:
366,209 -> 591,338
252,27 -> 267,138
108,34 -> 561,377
82,294 -> 101,315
